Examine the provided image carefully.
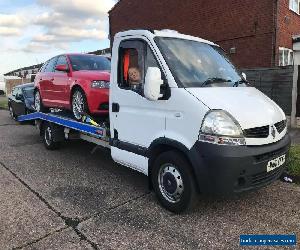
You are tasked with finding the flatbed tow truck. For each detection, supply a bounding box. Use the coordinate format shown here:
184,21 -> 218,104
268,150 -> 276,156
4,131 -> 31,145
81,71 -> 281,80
17,29 -> 291,213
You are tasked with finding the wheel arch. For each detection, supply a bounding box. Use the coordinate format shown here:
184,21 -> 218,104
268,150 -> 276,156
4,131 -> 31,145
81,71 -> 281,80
147,138 -> 200,192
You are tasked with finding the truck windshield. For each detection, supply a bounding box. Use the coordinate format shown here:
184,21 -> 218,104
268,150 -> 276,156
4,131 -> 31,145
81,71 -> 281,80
69,55 -> 111,72
155,37 -> 246,88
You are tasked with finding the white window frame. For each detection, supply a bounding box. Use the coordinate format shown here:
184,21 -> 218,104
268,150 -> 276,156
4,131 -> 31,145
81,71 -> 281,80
279,47 -> 294,66
289,0 -> 300,14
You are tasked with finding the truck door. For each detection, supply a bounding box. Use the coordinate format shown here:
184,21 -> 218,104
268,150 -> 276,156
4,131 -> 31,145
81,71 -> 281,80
110,39 -> 167,175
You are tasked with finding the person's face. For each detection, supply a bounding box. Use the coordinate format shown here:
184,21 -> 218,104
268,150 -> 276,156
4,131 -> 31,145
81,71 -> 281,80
128,68 -> 141,84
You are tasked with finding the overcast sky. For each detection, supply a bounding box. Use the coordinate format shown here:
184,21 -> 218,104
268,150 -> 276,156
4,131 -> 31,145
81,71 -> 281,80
0,0 -> 116,81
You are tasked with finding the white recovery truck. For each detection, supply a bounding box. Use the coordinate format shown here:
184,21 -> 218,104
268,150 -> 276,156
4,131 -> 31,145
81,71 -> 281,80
19,29 -> 291,213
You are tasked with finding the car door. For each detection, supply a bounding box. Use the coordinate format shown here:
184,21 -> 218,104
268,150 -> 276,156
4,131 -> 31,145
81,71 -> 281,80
41,57 -> 58,106
52,55 -> 71,107
110,38 -> 168,175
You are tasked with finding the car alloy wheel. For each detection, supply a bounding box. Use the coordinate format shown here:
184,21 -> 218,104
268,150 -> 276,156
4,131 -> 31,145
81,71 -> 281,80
72,90 -> 85,120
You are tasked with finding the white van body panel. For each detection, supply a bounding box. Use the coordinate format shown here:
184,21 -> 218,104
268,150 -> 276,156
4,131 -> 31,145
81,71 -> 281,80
111,147 -> 148,175
187,87 -> 287,145
187,87 -> 285,129
164,88 -> 209,149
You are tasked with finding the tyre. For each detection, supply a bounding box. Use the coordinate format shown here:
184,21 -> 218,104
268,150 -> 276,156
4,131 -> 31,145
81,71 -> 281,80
43,123 -> 61,150
34,90 -> 49,113
71,88 -> 89,120
152,151 -> 198,213
8,104 -> 15,120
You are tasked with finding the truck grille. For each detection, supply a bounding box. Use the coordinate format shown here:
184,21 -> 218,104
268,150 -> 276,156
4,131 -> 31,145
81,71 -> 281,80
274,120 -> 286,134
251,166 -> 284,186
243,125 -> 269,138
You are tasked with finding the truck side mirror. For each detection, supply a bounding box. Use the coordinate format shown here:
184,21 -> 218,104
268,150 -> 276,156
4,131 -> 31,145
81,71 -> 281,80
144,67 -> 164,101
242,72 -> 247,80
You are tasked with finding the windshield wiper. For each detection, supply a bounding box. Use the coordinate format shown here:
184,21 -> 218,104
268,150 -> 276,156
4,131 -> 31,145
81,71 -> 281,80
201,77 -> 232,87
232,78 -> 249,87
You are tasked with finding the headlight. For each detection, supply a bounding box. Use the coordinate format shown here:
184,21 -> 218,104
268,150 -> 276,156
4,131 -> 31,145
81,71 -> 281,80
199,110 -> 245,146
91,80 -> 110,89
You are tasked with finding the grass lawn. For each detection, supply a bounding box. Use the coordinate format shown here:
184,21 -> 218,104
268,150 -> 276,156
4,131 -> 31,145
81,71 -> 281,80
287,145 -> 300,182
0,96 -> 8,109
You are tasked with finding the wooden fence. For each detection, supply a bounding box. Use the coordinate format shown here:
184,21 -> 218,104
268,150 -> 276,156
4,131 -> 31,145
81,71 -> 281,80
242,66 -> 294,116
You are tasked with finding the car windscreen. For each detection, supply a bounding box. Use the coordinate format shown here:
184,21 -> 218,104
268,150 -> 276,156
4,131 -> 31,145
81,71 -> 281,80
69,55 -> 111,72
23,87 -> 34,98
155,37 -> 246,88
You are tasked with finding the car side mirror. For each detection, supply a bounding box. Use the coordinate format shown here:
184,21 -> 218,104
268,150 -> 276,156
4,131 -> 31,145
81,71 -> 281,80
144,67 -> 164,101
55,64 -> 69,72
242,72 -> 247,80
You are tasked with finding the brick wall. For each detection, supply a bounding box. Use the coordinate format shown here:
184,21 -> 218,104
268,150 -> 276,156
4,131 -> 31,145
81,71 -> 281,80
276,0 -> 300,63
109,0 -> 276,68
277,0 -> 300,48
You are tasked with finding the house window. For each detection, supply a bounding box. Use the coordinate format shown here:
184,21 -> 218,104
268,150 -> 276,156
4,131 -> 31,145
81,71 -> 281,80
289,0 -> 300,14
279,47 -> 294,66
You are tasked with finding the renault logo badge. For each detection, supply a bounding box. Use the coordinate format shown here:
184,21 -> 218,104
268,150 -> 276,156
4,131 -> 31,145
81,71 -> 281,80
271,126 -> 276,139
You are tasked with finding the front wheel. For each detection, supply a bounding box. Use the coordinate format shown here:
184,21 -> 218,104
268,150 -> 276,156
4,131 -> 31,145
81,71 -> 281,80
8,104 -> 15,120
72,89 -> 89,120
152,151 -> 198,213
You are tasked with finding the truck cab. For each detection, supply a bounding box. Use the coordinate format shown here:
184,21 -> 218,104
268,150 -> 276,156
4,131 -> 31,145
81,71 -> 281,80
109,29 -> 290,212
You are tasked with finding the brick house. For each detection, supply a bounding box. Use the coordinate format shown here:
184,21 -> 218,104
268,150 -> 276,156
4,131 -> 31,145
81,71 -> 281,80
109,0 -> 300,68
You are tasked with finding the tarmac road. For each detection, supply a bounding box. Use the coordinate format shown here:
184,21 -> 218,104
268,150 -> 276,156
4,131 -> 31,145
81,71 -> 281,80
0,110 -> 299,250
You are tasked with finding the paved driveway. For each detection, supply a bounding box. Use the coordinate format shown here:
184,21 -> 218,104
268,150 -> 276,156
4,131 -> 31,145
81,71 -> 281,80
0,110 -> 299,250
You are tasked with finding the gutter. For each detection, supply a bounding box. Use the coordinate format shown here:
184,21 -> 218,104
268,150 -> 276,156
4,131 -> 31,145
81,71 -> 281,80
272,0 -> 279,67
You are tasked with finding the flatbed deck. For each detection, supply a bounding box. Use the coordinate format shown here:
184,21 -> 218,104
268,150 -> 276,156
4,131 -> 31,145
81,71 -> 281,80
18,111 -> 110,148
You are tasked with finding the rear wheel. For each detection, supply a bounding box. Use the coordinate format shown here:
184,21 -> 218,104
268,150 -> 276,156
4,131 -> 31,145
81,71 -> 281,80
152,151 -> 198,213
43,123 -> 61,150
34,90 -> 48,113
72,89 -> 89,120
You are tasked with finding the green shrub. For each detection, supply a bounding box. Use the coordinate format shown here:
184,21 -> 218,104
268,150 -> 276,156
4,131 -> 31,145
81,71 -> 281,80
287,145 -> 300,178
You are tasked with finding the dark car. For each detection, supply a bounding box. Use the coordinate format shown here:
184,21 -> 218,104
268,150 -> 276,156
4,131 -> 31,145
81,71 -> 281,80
8,83 -> 35,119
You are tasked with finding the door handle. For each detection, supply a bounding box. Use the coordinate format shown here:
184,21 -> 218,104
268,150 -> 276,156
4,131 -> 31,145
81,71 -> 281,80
40,78 -> 43,81
50,78 -> 54,81
112,103 -> 120,112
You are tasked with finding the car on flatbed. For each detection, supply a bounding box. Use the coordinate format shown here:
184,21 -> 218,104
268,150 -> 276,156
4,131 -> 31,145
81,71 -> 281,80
20,29 -> 290,213
8,83 -> 35,118
34,54 -> 111,120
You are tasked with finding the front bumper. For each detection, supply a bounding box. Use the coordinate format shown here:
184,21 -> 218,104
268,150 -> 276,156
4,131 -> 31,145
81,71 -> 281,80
87,88 -> 109,115
188,134 -> 291,195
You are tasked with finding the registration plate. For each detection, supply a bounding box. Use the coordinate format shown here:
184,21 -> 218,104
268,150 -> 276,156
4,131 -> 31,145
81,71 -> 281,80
267,155 -> 286,172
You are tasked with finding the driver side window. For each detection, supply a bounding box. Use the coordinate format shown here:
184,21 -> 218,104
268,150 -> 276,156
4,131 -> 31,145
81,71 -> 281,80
118,40 -> 160,95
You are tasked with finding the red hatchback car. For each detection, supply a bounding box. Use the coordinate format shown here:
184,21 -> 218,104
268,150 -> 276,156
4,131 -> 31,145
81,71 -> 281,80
34,53 -> 111,120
